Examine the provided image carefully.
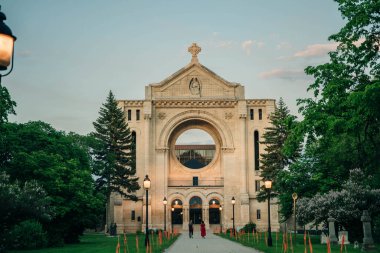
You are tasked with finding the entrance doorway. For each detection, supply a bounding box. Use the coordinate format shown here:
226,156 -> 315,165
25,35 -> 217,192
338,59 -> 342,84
209,199 -> 221,224
189,196 -> 202,224
171,199 -> 183,224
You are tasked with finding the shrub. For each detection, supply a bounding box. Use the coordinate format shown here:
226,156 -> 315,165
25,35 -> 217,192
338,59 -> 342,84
8,220 -> 47,249
242,222 -> 256,233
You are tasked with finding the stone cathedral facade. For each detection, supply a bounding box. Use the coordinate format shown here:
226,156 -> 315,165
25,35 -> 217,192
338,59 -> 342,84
112,43 -> 280,233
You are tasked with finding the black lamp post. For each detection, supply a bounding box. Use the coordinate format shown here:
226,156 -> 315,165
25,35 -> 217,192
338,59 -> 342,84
143,175 -> 151,247
0,6 -> 16,83
231,197 -> 235,236
265,179 -> 273,247
292,193 -> 298,241
171,207 -> 174,233
163,197 -> 167,232
219,205 -> 223,232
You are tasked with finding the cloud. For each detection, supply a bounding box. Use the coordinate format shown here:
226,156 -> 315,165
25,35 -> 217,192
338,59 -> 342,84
241,40 -> 265,55
293,39 -> 367,58
215,41 -> 233,48
206,32 -> 234,49
259,68 -> 308,80
277,42 -> 292,50
293,42 -> 339,58
242,40 -> 253,55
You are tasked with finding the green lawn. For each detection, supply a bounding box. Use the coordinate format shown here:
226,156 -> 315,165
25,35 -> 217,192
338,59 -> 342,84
10,233 -> 178,253
216,231 -> 380,253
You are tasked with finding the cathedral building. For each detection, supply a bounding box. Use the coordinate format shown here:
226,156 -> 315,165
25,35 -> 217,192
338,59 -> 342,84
113,43 -> 280,233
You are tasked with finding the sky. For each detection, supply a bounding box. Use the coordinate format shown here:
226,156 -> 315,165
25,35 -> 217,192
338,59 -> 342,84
3,0 -> 345,135
176,129 -> 214,145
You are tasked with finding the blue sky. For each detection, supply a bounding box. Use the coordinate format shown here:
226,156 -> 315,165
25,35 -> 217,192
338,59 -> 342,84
3,0 -> 345,134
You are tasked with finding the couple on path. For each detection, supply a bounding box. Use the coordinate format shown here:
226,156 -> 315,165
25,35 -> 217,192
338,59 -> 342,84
188,220 -> 206,238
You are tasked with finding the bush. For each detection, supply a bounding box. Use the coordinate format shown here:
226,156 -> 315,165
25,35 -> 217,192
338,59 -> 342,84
8,220 -> 47,249
242,222 -> 256,233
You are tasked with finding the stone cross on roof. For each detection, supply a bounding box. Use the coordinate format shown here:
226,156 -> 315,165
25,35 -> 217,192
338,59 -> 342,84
188,43 -> 201,64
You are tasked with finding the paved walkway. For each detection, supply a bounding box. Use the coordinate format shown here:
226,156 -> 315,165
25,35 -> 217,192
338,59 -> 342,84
165,230 -> 261,253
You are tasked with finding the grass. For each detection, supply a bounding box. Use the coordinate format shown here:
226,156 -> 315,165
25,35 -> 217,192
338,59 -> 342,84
10,232 -> 179,253
216,231 -> 380,253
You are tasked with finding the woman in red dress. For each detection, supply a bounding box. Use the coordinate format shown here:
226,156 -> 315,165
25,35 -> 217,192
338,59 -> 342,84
200,220 -> 206,238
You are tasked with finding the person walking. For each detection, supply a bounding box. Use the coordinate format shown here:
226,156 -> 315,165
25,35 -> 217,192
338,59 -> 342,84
200,220 -> 206,238
188,220 -> 194,238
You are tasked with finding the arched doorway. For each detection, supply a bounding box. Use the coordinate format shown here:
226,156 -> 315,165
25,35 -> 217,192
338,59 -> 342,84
171,199 -> 183,225
209,199 -> 221,224
189,196 -> 202,224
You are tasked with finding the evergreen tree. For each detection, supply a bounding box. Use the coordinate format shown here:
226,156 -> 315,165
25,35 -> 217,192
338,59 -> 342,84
92,91 -> 140,228
259,98 -> 301,181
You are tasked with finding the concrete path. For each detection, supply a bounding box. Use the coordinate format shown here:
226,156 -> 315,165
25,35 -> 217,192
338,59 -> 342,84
165,230 -> 261,253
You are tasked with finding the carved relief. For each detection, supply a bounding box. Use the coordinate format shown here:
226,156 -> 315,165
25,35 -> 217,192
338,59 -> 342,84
225,112 -> 233,120
189,77 -> 201,95
157,112 -> 166,120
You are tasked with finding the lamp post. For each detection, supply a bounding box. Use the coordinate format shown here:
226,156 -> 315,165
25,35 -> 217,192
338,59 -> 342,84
163,197 -> 167,232
171,207 -> 174,233
0,6 -> 16,82
143,175 -> 151,247
231,197 -> 235,236
219,205 -> 223,233
265,179 -> 273,247
292,193 -> 298,241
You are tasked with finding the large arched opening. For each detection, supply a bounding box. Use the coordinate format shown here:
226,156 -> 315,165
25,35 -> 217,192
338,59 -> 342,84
189,196 -> 202,224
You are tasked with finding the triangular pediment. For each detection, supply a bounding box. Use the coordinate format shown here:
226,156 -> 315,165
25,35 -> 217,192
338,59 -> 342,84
146,63 -> 244,100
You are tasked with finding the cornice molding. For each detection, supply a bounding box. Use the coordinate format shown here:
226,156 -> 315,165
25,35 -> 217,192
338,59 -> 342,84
153,100 -> 238,108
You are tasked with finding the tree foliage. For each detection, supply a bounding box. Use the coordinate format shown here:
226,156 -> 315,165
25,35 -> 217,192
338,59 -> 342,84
1,121 -> 103,245
260,97 -> 301,180
0,84 -> 16,124
297,169 -> 380,242
273,0 -> 380,226
258,98 -> 301,205
92,91 -> 140,225
0,172 -> 51,250
297,0 -> 380,188
281,0 -> 380,236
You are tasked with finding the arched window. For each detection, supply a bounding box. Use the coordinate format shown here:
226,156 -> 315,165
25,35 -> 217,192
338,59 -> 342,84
254,131 -> 259,170
131,131 -> 136,169
189,196 -> 203,224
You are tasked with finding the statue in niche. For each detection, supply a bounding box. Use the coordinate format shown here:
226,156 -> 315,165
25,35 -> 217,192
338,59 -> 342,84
189,77 -> 201,95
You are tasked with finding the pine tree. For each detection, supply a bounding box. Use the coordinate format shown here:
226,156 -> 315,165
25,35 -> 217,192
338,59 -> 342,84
92,91 -> 140,227
259,97 -> 301,181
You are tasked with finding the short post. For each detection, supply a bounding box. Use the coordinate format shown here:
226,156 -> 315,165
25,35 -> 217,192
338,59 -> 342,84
361,210 -> 375,251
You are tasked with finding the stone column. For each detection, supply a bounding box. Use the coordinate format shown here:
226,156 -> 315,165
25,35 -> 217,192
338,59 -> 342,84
238,101 -> 250,225
361,210 -> 375,251
205,206 -> 210,229
327,217 -> 338,243
182,206 -> 188,230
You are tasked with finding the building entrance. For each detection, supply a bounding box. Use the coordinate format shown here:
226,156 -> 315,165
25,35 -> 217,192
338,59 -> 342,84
189,196 -> 202,224
209,199 -> 221,224
171,199 -> 183,225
